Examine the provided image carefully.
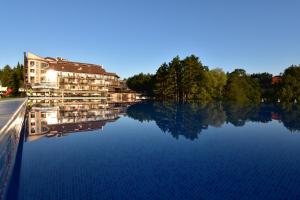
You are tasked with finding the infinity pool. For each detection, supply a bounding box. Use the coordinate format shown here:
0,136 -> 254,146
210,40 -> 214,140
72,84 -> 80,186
7,101 -> 300,200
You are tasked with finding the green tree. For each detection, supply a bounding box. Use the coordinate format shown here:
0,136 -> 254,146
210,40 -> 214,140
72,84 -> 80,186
15,62 -> 24,88
276,65 -> 300,103
0,63 -> 25,96
1,65 -> 13,86
167,56 -> 182,101
224,69 -> 261,104
10,71 -> 20,96
206,68 -> 227,100
251,72 -> 273,101
181,55 -> 206,100
154,63 -> 169,100
126,73 -> 155,95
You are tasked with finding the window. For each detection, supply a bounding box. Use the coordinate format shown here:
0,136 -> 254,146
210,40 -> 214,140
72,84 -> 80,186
31,122 -> 35,126
30,69 -> 35,73
30,61 -> 35,66
31,128 -> 36,134
30,77 -> 35,82
30,112 -> 35,118
41,70 -> 45,74
41,113 -> 46,118
41,63 -> 48,67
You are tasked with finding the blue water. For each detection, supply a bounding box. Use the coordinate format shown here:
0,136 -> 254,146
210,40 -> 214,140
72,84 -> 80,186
7,101 -> 300,200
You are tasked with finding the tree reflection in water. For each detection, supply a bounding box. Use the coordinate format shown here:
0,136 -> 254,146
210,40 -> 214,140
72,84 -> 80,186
126,101 -> 300,140
279,104 -> 300,132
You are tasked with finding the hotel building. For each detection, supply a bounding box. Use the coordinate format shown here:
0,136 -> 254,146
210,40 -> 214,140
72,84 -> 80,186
24,52 -> 136,100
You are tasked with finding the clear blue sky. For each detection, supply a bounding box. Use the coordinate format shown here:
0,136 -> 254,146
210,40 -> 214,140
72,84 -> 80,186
1,0 -> 300,78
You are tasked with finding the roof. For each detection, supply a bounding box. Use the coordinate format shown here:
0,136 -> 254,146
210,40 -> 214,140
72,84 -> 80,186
49,61 -> 107,75
26,52 -> 119,77
105,72 -> 119,78
47,61 -> 119,77
272,76 -> 282,85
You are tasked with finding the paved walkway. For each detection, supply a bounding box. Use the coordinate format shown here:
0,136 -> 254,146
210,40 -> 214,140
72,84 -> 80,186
0,98 -> 25,130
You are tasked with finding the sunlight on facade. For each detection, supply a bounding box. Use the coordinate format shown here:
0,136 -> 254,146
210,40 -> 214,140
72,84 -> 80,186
46,70 -> 57,83
46,111 -> 58,125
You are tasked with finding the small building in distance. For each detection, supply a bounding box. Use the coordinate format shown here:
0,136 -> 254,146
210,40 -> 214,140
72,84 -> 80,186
24,52 -> 138,101
0,81 -> 7,95
272,76 -> 282,85
108,80 -> 139,102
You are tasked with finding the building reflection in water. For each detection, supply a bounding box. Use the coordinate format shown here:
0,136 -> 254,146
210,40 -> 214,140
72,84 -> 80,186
26,99 -> 132,142
26,100 -> 300,143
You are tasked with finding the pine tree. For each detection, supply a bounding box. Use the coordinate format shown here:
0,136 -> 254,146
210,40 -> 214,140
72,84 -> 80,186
154,63 -> 168,100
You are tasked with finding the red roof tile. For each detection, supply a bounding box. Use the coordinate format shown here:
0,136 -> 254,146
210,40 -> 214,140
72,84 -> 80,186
48,61 -> 119,77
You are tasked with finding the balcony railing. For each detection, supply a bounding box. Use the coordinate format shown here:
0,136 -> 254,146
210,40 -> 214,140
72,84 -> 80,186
59,80 -> 106,86
31,83 -> 59,89
58,74 -> 118,81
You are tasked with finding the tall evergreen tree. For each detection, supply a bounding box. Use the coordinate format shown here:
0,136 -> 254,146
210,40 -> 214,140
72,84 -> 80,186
181,55 -> 205,100
1,65 -> 13,87
154,63 -> 169,100
10,71 -> 20,96
167,56 -> 182,101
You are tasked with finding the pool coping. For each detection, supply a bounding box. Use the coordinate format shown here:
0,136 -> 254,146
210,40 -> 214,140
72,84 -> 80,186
0,98 -> 27,135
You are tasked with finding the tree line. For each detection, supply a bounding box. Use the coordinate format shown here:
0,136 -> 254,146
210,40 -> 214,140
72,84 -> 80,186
126,55 -> 300,104
0,63 -> 24,96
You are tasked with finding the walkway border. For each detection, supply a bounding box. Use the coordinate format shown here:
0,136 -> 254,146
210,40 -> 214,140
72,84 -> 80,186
0,99 -> 27,135
0,98 -> 27,200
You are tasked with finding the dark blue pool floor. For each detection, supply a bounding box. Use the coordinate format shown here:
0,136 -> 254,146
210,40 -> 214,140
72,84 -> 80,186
12,119 -> 300,200
9,102 -> 300,200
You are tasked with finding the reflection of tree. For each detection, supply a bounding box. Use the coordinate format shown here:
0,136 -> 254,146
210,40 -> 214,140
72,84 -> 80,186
127,101 -> 226,140
153,102 -> 208,140
279,105 -> 300,132
125,102 -> 155,123
127,101 -> 300,139
201,103 -> 227,127
224,103 -> 273,126
224,103 -> 300,132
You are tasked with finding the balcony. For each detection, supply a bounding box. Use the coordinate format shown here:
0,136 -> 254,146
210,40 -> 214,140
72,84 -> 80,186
32,83 -> 59,89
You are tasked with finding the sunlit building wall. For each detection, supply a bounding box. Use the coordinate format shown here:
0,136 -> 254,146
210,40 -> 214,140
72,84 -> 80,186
24,52 -> 120,98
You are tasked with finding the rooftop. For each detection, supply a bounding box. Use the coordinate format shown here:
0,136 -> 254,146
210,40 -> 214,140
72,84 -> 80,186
26,52 -> 119,78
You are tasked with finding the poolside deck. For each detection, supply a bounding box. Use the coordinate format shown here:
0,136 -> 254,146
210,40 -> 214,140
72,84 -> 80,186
0,98 -> 25,130
0,98 -> 27,200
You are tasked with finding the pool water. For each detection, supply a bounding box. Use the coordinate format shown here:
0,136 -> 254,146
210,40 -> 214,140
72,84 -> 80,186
7,101 -> 300,200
